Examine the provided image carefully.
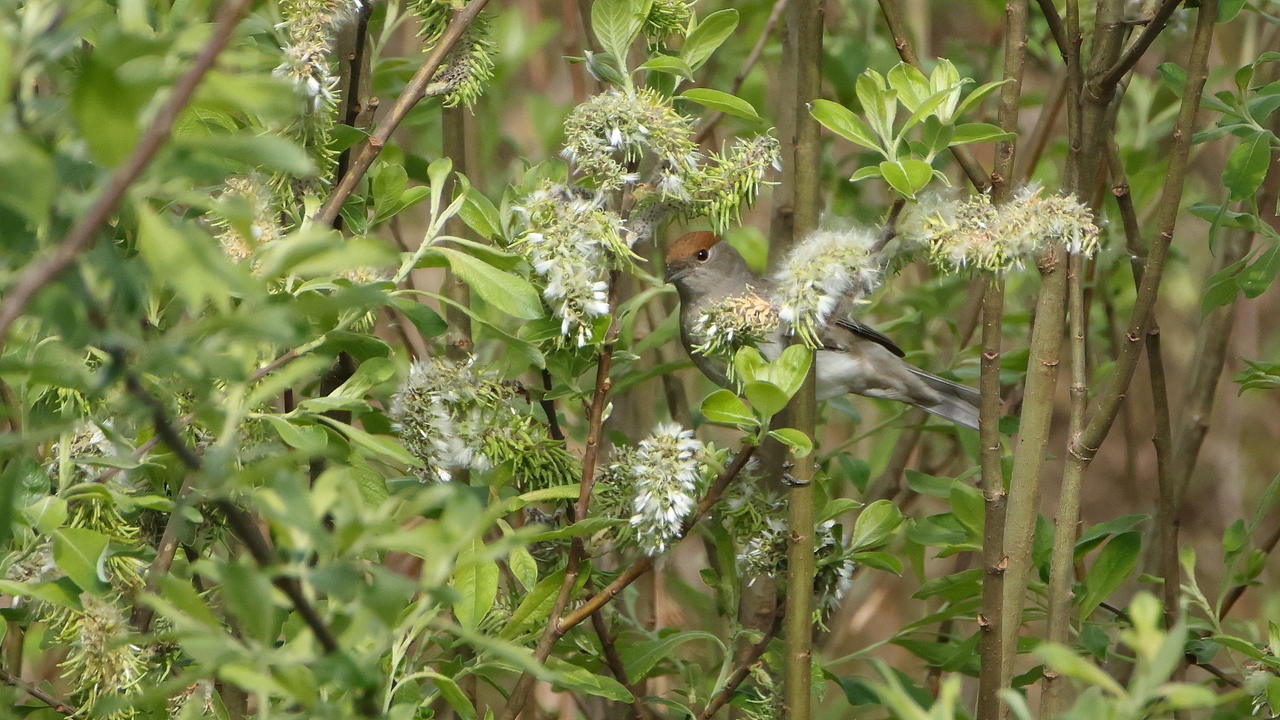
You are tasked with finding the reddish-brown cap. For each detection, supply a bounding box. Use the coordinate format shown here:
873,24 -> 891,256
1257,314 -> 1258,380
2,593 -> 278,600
664,231 -> 722,265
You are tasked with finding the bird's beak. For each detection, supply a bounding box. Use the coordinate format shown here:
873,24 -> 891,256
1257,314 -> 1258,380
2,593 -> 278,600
665,266 -> 691,283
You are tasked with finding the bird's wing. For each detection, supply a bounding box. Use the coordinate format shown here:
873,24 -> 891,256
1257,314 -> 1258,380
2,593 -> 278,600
832,318 -> 906,358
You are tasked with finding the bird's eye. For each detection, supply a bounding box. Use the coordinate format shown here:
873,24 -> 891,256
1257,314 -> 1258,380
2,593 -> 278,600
696,248 -> 709,261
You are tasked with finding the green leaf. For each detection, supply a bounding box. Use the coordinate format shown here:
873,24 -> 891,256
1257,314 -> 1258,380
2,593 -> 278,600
391,297 -> 448,338
503,571 -> 564,639
732,347 -> 769,384
638,55 -> 693,81
318,417 -> 423,468
509,546 -> 538,591
766,345 -> 812,398
179,133 -> 315,177
677,88 -> 759,120
681,9 -> 738,70
856,70 -> 897,148
1241,244 -> 1280,299
878,159 -> 933,199
849,165 -> 883,183
260,416 -> 329,455
592,0 -> 646,67
768,428 -> 813,457
848,499 -> 903,552
222,560 -> 279,644
744,381 -> 789,418
811,99 -> 883,153
950,122 -> 1015,146
886,63 -> 931,112
1218,0 -> 1247,22
434,247 -> 543,319
0,578 -> 83,611
0,137 -> 54,228
1224,132 -> 1273,201
53,528 -> 110,595
460,187 -> 502,240
1077,532 -> 1141,621
852,550 -> 903,574
620,630 -> 722,680
452,551 -> 500,631
700,389 -> 755,427
546,657 -> 633,702
952,78 -> 1011,120
1035,644 -> 1126,696
136,203 -> 251,312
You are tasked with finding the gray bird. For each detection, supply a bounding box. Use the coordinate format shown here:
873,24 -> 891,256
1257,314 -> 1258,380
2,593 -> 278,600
664,231 -> 980,430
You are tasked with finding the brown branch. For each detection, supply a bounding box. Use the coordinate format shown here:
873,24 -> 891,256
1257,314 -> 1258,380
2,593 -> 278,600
1034,0 -> 1070,60
698,606 -> 784,720
314,0 -> 492,227
1220,522 -> 1280,621
0,0 -> 254,355
588,601 -> 657,720
495,443 -> 758,720
874,0 -> 991,192
115,355 -> 340,654
1089,0 -> 1184,96
693,0 -> 788,144
0,667 -> 83,718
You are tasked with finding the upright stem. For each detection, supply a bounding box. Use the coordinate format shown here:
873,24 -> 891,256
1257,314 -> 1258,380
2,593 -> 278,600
780,0 -> 823,717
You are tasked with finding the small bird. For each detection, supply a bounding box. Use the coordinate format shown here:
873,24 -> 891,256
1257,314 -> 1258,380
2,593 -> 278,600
665,231 -> 980,430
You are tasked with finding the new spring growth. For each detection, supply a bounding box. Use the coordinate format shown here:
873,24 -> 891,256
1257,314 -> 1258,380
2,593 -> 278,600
900,186 -> 1100,273
595,424 -> 706,556
691,289 -> 779,381
668,134 -> 782,233
391,357 -> 574,486
773,226 -> 881,348
410,0 -> 495,108
208,175 -> 281,262
642,0 -> 693,43
274,0 -> 360,116
562,88 -> 700,192
513,183 -> 634,346
58,595 -> 147,717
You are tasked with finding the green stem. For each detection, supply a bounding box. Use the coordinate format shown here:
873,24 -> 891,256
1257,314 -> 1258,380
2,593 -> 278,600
781,0 -> 823,717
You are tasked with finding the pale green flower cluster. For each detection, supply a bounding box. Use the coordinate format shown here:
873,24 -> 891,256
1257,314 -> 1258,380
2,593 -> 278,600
643,0 -> 693,42
208,175 -> 281,262
391,357 -> 576,488
651,134 -> 781,232
594,424 -> 707,556
772,227 -> 881,348
691,289 -> 779,379
410,0 -> 495,108
562,88 -> 700,192
722,483 -> 855,621
274,0 -> 358,117
900,186 -> 1100,272
513,183 -> 633,346
58,595 -> 149,719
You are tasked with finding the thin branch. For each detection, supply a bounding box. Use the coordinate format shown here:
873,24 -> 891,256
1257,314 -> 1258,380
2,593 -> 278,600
0,668 -> 83,719
314,0 -> 492,227
1034,0 -> 1070,60
588,601 -> 657,720
0,0 -> 254,354
693,0 -> 787,144
497,268 -> 625,720
115,355 -> 341,654
1089,0 -> 1184,96
697,607 -> 785,720
1220,522 -> 1280,621
494,444 -> 758,720
976,278 -> 1007,720
874,0 -> 991,192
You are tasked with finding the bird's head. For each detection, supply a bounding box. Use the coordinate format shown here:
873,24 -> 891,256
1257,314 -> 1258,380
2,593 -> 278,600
663,231 -> 752,302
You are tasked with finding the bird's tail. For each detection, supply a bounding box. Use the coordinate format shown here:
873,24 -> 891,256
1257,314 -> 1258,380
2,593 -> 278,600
907,368 -> 981,430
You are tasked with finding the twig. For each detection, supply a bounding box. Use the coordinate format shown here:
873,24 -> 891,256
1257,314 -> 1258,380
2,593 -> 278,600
1089,0 -> 1184,97
1034,0 -> 1070,60
115,355 -> 341,654
496,443 -> 757,720
314,0 -> 492,227
1220,523 -> 1280,620
0,667 -> 83,718
497,268 -> 625,720
693,0 -> 787,144
874,0 -> 991,192
331,0 -> 374,231
0,0 -> 254,355
587,601 -> 657,720
697,607 -> 784,720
